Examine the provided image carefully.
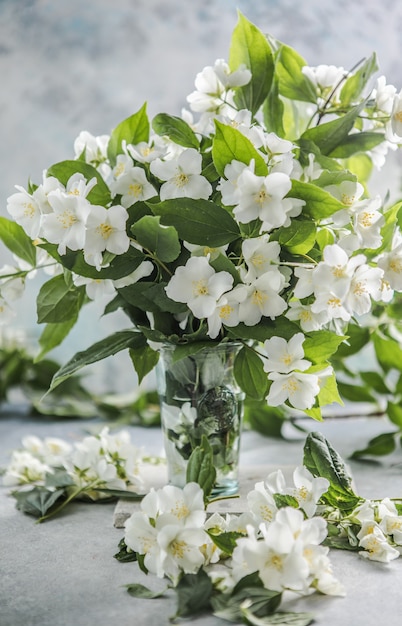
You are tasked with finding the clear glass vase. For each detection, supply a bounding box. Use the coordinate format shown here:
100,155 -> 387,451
155,342 -> 244,496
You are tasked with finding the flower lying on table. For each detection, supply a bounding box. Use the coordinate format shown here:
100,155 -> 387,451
2,13 -> 402,423
4,428 -> 402,624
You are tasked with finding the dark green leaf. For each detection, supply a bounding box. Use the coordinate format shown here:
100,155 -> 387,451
91,488 -> 144,499
129,342 -> 159,385
114,538 -> 138,562
48,330 -> 145,391
329,131 -> 385,158
125,583 -> 166,599
303,431 -> 360,510
206,530 -> 244,556
234,345 -> 268,400
36,315 -> 81,360
300,102 -> 365,155
12,486 -> 66,518
273,493 -> 299,509
173,569 -> 213,619
150,197 -> 240,247
152,113 -> 199,148
350,432 -> 397,459
186,435 -> 216,501
131,215 -> 181,262
45,470 -> 75,488
337,382 -> 376,403
278,220 -> 316,254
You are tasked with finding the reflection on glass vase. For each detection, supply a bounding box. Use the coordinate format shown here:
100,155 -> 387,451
156,342 -> 244,496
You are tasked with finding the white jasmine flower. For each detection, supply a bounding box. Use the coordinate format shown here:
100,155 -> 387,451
124,511 -> 163,576
313,244 -> 366,298
262,333 -> 310,374
233,169 -> 292,227
74,130 -> 109,165
207,289 -> 244,339
247,480 -> 279,524
267,371 -> 320,410
241,236 -> 281,282
373,76 -> 397,115
213,59 -> 251,88
41,190 -> 91,255
157,482 -> 206,528
343,264 -> 384,315
287,466 -> 329,518
186,63 -> 227,113
0,265 -> 25,301
286,301 -> 329,331
165,255 -> 233,319
352,196 -> 385,249
325,180 -> 364,207
218,160 -> 252,207
7,186 -> 43,239
113,260 -> 154,288
83,204 -> 130,270
3,450 -> 52,486
390,89 -> 402,138
183,241 -> 229,261
302,64 -> 346,103
237,271 -> 287,325
293,265 -> 315,298
127,141 -> 166,163
157,523 -> 207,582
378,237 -> 402,291
150,148 -> 212,200
358,524 -> 400,562
111,165 -> 157,207
65,173 -> 98,198
73,275 -> 116,300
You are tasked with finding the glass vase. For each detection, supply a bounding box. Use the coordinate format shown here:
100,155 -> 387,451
155,342 -> 244,496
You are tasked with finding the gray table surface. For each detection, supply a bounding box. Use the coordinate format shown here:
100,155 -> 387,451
1,409 -> 402,626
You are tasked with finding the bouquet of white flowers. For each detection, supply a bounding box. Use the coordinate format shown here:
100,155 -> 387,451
1,12 -> 402,428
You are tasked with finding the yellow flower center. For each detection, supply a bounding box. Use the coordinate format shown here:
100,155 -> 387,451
171,502 -> 190,520
300,310 -> 313,322
251,252 -> 266,267
128,183 -> 143,197
332,265 -> 346,278
282,378 -> 300,394
171,540 -> 187,559
97,223 -> 114,240
23,202 -> 36,218
341,192 -> 355,206
268,554 -> 283,570
353,281 -> 366,296
255,189 -> 270,205
68,188 -> 81,196
393,110 -> 402,123
327,296 -> 342,308
114,162 -> 125,177
359,211 -> 375,228
193,279 -> 209,296
251,289 -> 267,306
58,211 -> 77,228
389,258 -> 402,274
260,505 -> 274,522
219,304 -> 234,319
174,172 -> 189,188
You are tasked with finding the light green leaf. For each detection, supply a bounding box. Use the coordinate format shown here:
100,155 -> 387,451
233,345 -> 267,400
373,333 -> 402,372
48,330 -> 145,391
152,113 -> 199,148
107,103 -> 149,166
47,161 -> 111,207
276,44 -> 317,103
241,607 -> 315,626
229,12 -> 274,114
303,331 -> 345,363
386,402 -> 402,429
150,197 -> 240,247
212,120 -> 268,177
37,275 -> 86,324
290,180 -> 344,219
0,217 -> 37,266
131,215 -> 181,262
263,74 -> 285,136
125,583 -> 166,599
277,220 -> 316,254
340,53 -> 378,106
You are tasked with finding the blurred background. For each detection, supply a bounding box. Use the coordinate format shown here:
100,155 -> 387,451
1,0 -> 402,394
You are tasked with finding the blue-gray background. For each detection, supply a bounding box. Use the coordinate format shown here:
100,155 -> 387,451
1,0 -> 402,392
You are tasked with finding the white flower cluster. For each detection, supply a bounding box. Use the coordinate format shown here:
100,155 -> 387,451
3,428 -> 145,498
124,466 -> 345,596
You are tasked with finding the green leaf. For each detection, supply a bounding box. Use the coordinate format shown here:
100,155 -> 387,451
0,217 -> 37,265
131,215 -> 181,262
129,342 -> 159,385
107,103 -> 149,166
213,582 -> 282,623
300,102 -> 365,155
92,488 -> 144,499
150,197 -> 240,247
48,330 -> 145,391
12,486 -> 66,518
359,371 -> 390,395
340,53 -> 378,106
229,12 -> 274,114
278,220 -> 316,254
212,120 -> 268,177
125,583 -> 166,599
37,275 -> 86,324
334,324 -> 369,358
303,331 -> 345,363
173,569 -> 213,619
234,345 -> 268,400
114,538 -> 138,562
186,435 -> 216,501
329,131 -> 385,158
241,607 -> 315,626
350,432 -> 397,459
303,431 -> 361,510
337,382 -> 376,403
263,74 -> 285,136
45,470 -> 75,489
47,161 -> 111,207
387,402 -> 402,429
207,530 -> 244,556
152,113 -> 199,148
276,44 -> 317,103
36,316 -> 80,360
373,333 -> 402,372
273,493 -> 299,509
290,180 -> 344,219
